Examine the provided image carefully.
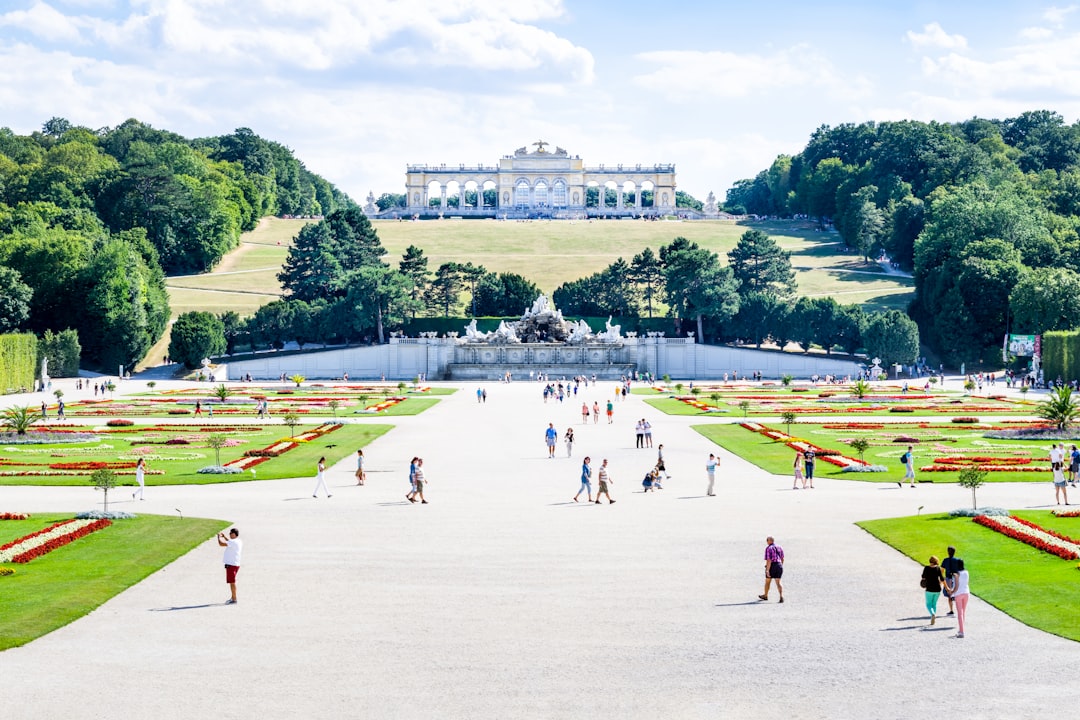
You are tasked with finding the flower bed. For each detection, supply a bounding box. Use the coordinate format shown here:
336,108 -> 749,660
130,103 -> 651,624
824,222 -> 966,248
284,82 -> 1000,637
0,567 -> 14,576
1052,508 -> 1080,518
973,515 -> 1080,560
0,518 -> 112,563
0,512 -> 29,520
740,422 -> 870,469
106,419 -> 135,427
243,441 -> 298,458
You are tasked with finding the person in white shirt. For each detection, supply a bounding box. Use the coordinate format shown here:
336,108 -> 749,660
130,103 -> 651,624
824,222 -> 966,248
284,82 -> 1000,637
217,528 -> 242,605
706,454 -> 718,496
1051,443 -> 1068,505
312,457 -> 330,498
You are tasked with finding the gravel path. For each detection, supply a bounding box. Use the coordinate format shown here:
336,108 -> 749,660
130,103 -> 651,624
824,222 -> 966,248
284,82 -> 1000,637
3,381 -> 1076,719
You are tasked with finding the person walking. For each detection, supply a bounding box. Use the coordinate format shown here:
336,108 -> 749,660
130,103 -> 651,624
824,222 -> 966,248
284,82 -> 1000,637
656,444 -> 670,481
945,559 -> 970,638
581,402 -> 590,424
706,453 -> 718,496
564,427 -> 575,457
941,546 -> 961,616
355,449 -> 365,486
803,449 -> 815,488
606,400 -> 614,424
1070,444 -> 1080,488
573,457 -> 593,503
792,449 -> 804,490
643,419 -> 653,448
194,400 -> 202,416
592,401 -> 600,425
412,458 -> 429,504
132,457 -> 147,501
921,555 -> 946,625
595,458 -> 615,504
635,420 -> 644,449
901,445 -> 916,488
1051,443 -> 1069,505
57,399 -> 65,420
545,423 -> 558,459
406,457 -> 418,502
312,456 -> 331,498
41,401 -> 47,420
217,528 -> 242,605
758,536 -> 785,603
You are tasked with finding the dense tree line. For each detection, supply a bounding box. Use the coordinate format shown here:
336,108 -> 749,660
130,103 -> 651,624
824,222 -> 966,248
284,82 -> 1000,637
724,111 -> 1080,364
0,118 -> 350,370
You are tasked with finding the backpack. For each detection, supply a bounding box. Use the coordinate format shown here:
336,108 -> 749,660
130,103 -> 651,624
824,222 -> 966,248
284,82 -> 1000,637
900,452 -> 909,466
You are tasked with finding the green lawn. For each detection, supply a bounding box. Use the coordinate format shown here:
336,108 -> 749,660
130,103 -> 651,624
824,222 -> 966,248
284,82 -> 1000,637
693,421 -> 1065,483
0,513 -> 229,650
858,511 -> 1080,641
0,423 -> 393,486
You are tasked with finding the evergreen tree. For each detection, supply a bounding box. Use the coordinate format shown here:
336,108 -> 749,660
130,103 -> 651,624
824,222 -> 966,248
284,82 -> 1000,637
630,247 -> 663,318
726,229 -> 796,297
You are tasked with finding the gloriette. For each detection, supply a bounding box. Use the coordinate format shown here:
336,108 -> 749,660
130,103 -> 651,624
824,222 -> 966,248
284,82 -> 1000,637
400,141 -> 676,219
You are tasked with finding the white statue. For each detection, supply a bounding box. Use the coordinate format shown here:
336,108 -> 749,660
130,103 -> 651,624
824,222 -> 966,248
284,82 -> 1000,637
528,295 -> 552,317
567,320 -> 593,344
596,316 -> 622,343
491,320 -> 521,344
464,319 -> 488,342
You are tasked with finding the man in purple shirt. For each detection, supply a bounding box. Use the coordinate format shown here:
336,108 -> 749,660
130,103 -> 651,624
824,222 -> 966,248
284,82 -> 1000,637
758,536 -> 785,603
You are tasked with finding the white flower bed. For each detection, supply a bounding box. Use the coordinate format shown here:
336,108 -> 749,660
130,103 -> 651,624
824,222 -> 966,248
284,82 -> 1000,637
989,516 -> 1080,557
840,464 -> 888,473
0,519 -> 98,563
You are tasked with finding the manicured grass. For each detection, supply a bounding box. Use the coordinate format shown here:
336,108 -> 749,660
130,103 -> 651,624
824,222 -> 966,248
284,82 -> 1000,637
693,421 -> 1063,483
644,397 -> 731,415
0,513 -> 229,650
857,512 -> 1080,642
0,423 -> 392,486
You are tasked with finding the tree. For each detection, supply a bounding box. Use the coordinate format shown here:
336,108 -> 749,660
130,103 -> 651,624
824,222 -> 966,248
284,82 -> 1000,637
729,292 -> 784,348
862,310 -> 920,366
957,467 -> 987,511
458,262 -> 487,316
282,412 -> 300,437
219,311 -> 244,354
727,229 -> 796,297
376,193 -> 406,211
398,245 -> 429,319
1037,386 -> 1079,430
0,266 -> 32,333
213,384 -> 231,402
849,437 -> 870,462
839,185 -> 885,260
473,272 -> 542,316
206,433 -> 228,466
1009,267 -> 1080,335
343,265 -> 421,343
245,300 -> 297,350
169,311 -> 226,369
630,248 -> 664,318
1,405 -> 42,435
661,237 -> 739,341
427,262 -> 464,317
781,410 -> 797,436
38,328 -> 81,377
90,468 -> 119,513
277,222 -> 341,303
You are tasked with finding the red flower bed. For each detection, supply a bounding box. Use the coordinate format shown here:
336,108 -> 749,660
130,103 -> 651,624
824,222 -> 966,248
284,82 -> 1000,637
106,419 -> 134,427
822,423 -> 885,430
931,456 -> 1033,466
165,438 -> 190,445
48,461 -> 137,470
0,512 -> 29,520
244,442 -> 298,458
973,515 -> 1080,560
9,519 -> 112,563
920,465 -> 1045,473
167,409 -> 190,415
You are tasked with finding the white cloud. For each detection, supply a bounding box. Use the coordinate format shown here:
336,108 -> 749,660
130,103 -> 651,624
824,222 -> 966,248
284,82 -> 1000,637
1043,4 -> 1078,26
0,2 -> 83,43
905,22 -> 968,50
1019,26 -> 1054,40
632,45 -> 870,101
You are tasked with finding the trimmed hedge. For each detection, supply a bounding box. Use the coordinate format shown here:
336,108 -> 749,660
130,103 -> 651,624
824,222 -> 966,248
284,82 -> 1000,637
1042,330 -> 1080,383
0,333 -> 37,394
400,316 -> 678,337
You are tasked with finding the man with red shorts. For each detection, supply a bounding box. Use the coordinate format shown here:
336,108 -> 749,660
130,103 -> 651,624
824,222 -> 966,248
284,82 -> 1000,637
217,528 -> 242,605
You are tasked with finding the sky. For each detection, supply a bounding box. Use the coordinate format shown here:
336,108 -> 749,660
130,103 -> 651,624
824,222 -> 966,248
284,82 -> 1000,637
2,0 -> 1080,204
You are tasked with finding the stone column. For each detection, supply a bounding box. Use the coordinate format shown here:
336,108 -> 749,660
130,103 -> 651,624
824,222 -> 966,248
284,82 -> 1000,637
617,188 -> 624,210
440,186 -> 447,210
635,188 -> 642,211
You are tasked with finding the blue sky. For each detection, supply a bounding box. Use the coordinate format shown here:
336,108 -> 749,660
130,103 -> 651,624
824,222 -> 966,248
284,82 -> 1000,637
2,1 -> 1079,203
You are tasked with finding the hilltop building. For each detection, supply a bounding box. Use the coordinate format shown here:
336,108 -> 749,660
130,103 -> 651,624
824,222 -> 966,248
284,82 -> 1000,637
401,141 -> 676,219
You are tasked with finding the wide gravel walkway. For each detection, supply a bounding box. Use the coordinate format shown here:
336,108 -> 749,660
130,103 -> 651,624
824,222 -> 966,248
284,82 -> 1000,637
2,380 -> 1076,719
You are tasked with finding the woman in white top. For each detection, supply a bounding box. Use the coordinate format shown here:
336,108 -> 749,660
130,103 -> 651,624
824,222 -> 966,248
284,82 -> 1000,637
1051,443 -> 1068,505
133,457 -> 146,501
313,456 -> 331,498
355,449 -> 365,486
945,559 -> 970,638
564,427 -> 575,457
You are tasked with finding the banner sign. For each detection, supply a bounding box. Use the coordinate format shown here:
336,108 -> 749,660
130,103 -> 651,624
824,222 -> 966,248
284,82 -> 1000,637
1008,334 -> 1036,357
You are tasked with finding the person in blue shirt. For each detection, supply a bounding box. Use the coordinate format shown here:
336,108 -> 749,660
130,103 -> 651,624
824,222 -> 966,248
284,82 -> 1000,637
574,457 -> 593,502
545,423 -> 558,458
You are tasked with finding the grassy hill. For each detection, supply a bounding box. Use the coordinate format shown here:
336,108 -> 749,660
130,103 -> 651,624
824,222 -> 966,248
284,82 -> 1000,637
143,216 -> 913,369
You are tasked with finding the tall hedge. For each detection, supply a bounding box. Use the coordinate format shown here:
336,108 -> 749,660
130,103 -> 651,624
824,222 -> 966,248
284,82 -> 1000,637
0,333 -> 38,394
38,329 -> 81,378
1042,330 -> 1080,382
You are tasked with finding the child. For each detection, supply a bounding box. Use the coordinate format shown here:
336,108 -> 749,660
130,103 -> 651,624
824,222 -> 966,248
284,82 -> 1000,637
642,470 -> 654,492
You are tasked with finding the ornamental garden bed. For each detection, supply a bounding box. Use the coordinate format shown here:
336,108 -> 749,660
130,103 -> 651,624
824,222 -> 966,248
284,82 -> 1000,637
638,383 -> 1034,417
0,423 -> 392,486
693,420 -> 1074,483
54,386 -> 454,420
858,511 -> 1080,642
0,512 -> 228,650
